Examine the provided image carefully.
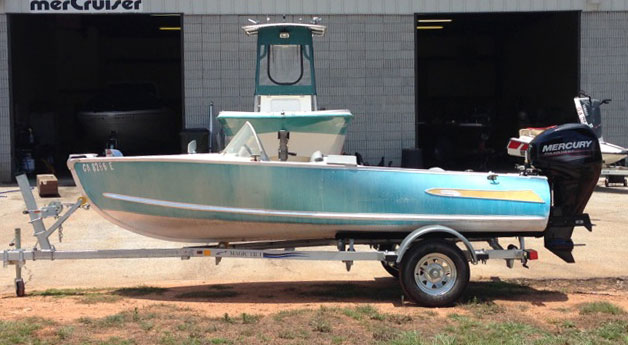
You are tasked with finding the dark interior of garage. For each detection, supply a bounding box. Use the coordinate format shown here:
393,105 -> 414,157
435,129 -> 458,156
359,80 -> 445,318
415,12 -> 580,171
10,14 -> 182,177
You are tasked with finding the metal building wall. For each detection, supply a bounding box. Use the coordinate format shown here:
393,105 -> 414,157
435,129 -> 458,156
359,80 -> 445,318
183,14 -> 415,165
0,15 -> 10,182
139,0 -> 607,14
581,11 -> 628,148
7,0 -> 628,15
1,2 -> 627,179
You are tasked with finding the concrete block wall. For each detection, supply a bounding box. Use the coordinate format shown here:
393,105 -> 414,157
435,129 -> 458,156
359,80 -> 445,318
319,15 -> 415,166
183,15 -> 255,130
581,11 -> 628,148
0,15 -> 10,182
183,15 -> 415,165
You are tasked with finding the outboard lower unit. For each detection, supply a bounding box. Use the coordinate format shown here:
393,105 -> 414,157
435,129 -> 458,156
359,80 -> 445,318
528,124 -> 602,262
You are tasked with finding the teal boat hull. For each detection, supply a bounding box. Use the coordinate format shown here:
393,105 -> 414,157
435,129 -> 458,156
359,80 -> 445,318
68,155 -> 550,243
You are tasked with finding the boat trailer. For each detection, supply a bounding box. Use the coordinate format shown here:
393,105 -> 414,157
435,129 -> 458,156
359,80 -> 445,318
601,166 -> 628,187
3,174 -> 538,306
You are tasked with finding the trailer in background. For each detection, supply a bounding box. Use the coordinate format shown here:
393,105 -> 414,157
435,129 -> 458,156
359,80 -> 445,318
602,166 -> 628,187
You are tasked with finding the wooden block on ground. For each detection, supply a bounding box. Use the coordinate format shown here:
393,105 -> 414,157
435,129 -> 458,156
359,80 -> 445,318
37,174 -> 59,197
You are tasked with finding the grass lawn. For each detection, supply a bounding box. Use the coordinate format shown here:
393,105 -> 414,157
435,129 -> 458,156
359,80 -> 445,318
1,299 -> 628,345
2,280 -> 628,345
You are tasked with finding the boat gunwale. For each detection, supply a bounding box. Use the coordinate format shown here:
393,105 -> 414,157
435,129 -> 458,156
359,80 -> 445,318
67,156 -> 549,182
67,155 -> 548,181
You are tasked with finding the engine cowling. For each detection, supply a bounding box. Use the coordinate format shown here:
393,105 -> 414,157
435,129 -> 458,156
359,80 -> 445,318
528,123 -> 602,262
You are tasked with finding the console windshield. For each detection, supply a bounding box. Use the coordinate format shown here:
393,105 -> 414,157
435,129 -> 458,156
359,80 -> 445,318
222,121 -> 269,161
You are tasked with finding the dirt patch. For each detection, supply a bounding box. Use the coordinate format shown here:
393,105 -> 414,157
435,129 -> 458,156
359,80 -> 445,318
2,281 -> 628,345
2,278 -> 628,345
1,277 -> 628,324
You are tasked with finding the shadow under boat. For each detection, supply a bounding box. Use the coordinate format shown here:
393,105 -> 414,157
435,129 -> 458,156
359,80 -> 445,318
111,279 -> 568,306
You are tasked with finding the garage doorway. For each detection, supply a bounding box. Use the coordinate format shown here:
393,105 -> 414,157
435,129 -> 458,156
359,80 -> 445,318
415,12 -> 580,171
10,14 -> 183,177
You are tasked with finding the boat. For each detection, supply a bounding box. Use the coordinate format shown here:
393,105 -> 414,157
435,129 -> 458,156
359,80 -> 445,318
508,94 -> 628,166
68,121 -> 602,261
573,95 -> 628,165
62,119 -> 603,307
77,82 -> 177,155
216,22 -> 353,161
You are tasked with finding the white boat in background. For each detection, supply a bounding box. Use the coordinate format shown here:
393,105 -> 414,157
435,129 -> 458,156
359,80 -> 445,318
508,94 -> 628,166
217,22 -> 352,161
573,95 -> 628,165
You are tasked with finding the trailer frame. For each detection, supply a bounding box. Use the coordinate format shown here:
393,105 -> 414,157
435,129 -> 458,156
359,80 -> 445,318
601,166 -> 628,187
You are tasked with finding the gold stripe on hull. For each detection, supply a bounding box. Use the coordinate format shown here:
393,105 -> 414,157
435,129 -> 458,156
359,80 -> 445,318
426,188 -> 544,203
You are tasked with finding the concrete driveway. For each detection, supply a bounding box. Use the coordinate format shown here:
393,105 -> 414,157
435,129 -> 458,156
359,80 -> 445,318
1,180 -> 627,294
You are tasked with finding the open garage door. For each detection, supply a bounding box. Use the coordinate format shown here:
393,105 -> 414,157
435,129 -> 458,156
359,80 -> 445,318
415,12 -> 580,171
10,14 -> 182,177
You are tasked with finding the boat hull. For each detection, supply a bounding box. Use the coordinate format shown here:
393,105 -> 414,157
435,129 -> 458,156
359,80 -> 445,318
68,156 -> 551,243
217,110 -> 352,160
600,142 -> 628,165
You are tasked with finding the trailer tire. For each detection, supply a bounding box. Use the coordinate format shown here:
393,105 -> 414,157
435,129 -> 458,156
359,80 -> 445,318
624,178 -> 627,187
378,244 -> 399,278
15,279 -> 25,297
399,240 -> 469,307
605,178 -> 609,187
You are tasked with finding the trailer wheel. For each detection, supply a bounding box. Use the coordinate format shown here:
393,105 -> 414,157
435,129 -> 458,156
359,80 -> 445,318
399,240 -> 469,307
605,178 -> 609,187
378,244 -> 399,278
15,279 -> 25,297
624,178 -> 627,187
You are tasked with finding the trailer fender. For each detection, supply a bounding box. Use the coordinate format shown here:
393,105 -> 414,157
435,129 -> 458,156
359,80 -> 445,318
395,225 -> 478,264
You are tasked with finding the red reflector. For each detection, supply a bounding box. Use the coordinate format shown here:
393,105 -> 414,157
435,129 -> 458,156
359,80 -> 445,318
521,144 -> 529,150
526,250 -> 538,260
508,141 -> 521,149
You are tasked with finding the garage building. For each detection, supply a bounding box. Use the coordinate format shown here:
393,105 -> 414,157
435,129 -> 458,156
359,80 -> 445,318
0,0 -> 627,181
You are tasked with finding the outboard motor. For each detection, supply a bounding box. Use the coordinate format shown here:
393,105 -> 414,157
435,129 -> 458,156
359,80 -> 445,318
528,123 -> 602,263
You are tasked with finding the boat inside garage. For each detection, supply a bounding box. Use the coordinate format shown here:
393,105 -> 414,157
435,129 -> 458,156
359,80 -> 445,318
415,11 -> 580,171
10,14 -> 182,176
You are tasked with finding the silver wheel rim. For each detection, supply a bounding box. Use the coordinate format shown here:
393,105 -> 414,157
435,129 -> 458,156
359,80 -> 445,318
414,253 -> 457,296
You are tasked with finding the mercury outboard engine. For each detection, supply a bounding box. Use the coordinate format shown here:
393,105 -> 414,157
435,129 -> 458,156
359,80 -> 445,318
528,123 -> 602,263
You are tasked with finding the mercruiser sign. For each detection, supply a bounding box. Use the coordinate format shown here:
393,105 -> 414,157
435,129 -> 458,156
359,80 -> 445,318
30,0 -> 142,13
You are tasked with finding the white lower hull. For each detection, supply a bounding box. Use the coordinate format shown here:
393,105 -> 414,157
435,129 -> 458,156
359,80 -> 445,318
603,153 -> 628,165
600,142 -> 628,165
101,209 -> 547,243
